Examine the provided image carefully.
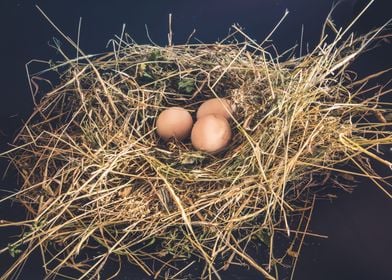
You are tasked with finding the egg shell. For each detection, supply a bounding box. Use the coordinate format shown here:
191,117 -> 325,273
196,98 -> 235,120
156,107 -> 193,141
191,114 -> 232,154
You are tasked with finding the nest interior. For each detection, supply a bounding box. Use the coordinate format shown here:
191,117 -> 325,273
1,24 -> 391,280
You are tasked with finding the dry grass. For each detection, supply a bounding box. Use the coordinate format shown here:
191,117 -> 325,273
0,9 -> 391,280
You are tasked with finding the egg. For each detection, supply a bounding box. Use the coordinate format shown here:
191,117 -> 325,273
156,107 -> 193,141
196,98 -> 235,120
191,114 -> 232,154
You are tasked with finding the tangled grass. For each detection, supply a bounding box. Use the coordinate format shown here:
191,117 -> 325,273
1,10 -> 391,280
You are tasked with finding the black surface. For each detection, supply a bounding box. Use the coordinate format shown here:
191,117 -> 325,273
0,0 -> 391,279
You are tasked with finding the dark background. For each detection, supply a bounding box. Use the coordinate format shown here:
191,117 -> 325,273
0,0 -> 391,279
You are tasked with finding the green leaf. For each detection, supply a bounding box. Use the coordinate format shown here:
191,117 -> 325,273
142,72 -> 154,80
148,50 -> 162,61
8,243 -> 22,258
178,78 -> 195,93
180,152 -> 205,165
257,229 -> 271,246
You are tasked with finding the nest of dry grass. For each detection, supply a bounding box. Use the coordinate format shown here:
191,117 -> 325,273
1,15 -> 391,280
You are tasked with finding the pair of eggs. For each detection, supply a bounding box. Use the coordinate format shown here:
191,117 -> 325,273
156,98 -> 235,153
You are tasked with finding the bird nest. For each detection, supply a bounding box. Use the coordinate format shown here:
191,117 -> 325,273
1,19 -> 391,280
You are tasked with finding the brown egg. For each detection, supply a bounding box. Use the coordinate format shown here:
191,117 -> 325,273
196,98 -> 235,120
156,107 -> 193,141
191,114 -> 232,154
